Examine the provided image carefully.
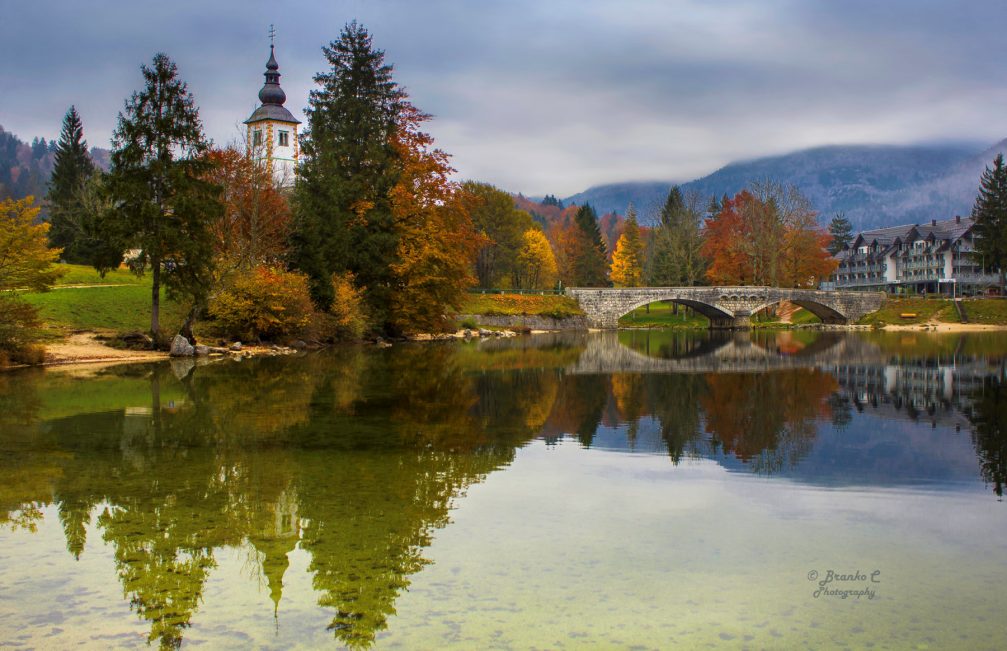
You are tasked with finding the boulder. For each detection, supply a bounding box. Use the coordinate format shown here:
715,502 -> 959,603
194,345 -> 210,356
229,342 -> 243,351
169,335 -> 195,357
289,340 -> 308,350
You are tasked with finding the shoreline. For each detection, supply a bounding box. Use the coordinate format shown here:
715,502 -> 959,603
7,322 -> 1007,373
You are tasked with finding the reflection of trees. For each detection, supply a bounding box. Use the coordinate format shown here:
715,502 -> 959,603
701,370 -> 837,473
643,374 -> 708,463
967,371 -> 1007,498
0,343 -> 553,648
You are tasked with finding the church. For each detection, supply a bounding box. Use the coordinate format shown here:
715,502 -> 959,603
244,40 -> 300,187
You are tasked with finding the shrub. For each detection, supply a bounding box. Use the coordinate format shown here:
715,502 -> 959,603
0,296 -> 43,360
208,266 -> 314,341
307,273 -> 368,342
459,317 -> 479,330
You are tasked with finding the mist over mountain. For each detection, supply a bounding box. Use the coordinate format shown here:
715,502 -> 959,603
563,140 -> 1007,230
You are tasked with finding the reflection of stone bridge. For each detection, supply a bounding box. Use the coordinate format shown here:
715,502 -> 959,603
569,332 -> 885,374
565,286 -> 885,329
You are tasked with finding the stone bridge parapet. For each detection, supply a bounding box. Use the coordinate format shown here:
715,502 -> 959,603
565,286 -> 885,329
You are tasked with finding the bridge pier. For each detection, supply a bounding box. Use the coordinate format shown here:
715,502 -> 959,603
709,314 -> 752,329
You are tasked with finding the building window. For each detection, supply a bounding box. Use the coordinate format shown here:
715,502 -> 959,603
253,129 -> 263,147
278,130 -> 289,147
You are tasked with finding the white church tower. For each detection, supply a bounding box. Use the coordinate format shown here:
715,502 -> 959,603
244,34 -> 300,187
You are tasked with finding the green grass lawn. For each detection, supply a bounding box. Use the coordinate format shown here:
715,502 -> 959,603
461,293 -> 583,318
960,298 -> 1007,325
618,301 -> 709,328
22,283 -> 186,336
857,298 -> 959,326
52,263 -> 147,286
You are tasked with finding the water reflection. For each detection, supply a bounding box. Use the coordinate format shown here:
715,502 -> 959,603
1,330 -> 1007,647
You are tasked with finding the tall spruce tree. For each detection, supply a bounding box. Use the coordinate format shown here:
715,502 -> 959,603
106,53 -> 219,341
646,186 -> 705,286
292,21 -> 404,321
47,106 -> 95,262
572,203 -> 608,286
827,213 -> 853,255
971,153 -> 1007,292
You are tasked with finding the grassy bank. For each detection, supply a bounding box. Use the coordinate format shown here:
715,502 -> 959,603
22,264 -> 186,338
856,298 -> 960,326
960,298 -> 1007,325
461,293 -> 583,318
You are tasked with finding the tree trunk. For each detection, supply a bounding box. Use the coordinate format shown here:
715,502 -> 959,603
150,256 -> 161,343
180,303 -> 200,345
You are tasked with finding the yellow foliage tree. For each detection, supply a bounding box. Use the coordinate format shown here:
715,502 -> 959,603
515,228 -> 558,289
1,196 -> 64,358
609,207 -> 644,287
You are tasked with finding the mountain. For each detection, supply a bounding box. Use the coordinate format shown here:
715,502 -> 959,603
563,140 -> 1007,231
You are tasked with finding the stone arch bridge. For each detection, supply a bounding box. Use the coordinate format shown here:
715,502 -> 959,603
565,286 -> 885,329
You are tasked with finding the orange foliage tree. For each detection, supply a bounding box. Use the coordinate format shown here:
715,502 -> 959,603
702,184 -> 836,287
389,106 -> 485,333
202,146 -> 291,275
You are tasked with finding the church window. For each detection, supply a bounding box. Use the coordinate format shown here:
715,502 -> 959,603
253,129 -> 263,147
278,130 -> 289,147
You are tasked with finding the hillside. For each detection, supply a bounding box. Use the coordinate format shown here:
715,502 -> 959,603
0,124 -> 111,207
563,140 -> 1007,230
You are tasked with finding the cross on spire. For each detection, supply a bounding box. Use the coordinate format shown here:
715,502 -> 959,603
268,24 -> 276,46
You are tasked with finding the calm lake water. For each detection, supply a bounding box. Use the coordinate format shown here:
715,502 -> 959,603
2,330 -> 1006,649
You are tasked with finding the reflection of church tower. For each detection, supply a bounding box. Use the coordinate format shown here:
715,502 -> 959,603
244,34 -> 300,187
248,488 -> 301,622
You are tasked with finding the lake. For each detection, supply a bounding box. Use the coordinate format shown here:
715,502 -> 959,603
1,330 -> 1006,649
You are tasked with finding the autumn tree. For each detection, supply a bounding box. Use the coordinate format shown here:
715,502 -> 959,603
104,53 -> 220,341
202,146 -> 291,274
827,213 -> 853,255
571,204 -> 608,286
515,228 -> 558,289
292,21 -> 403,320
388,106 -> 484,333
463,181 -> 534,287
610,204 -> 644,287
971,153 -> 1007,292
0,197 -> 64,356
702,192 -> 753,284
703,184 -> 835,287
47,106 -> 96,263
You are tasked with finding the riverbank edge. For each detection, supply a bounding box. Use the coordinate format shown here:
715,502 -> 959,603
6,320 -> 1007,373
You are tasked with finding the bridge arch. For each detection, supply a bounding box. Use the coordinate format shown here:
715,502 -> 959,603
619,297 -> 734,322
747,298 -> 847,325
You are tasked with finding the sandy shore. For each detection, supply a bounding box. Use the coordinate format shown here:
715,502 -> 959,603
32,332 -> 294,372
880,322 -> 1007,333
43,333 -> 169,367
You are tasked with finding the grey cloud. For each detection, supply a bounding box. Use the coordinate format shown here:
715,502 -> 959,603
3,0 -> 1005,196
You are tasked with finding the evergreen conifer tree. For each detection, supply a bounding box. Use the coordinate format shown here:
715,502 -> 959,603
105,53 -> 220,341
646,186 -> 705,286
292,22 -> 404,321
47,106 -> 95,262
972,153 -> 1007,292
827,213 -> 853,255
572,203 -> 608,286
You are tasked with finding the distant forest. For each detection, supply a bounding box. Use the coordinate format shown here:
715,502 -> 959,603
0,124 -> 110,214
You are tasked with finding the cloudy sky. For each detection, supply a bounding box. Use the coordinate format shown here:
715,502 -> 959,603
3,0 -> 1006,196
